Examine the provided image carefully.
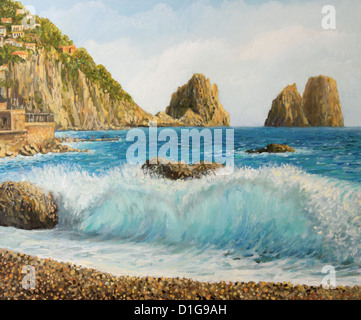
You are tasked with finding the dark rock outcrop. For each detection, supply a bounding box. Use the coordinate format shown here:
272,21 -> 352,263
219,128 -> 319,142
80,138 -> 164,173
0,181 -> 58,230
1,140 -> 88,158
142,158 -> 225,180
303,76 -> 344,127
246,144 -> 295,154
265,75 -> 344,128
265,84 -> 309,127
16,140 -> 87,157
165,74 -> 230,127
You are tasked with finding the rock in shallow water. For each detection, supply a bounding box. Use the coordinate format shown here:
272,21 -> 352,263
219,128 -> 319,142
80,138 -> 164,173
246,144 -> 295,154
142,158 -> 225,180
0,182 -> 58,230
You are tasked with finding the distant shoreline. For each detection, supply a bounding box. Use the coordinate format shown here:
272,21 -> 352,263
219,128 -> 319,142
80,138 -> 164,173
55,126 -> 359,132
0,249 -> 360,300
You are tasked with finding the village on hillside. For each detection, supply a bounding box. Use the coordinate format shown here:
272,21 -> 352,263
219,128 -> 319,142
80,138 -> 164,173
0,7 -> 77,60
0,7 -> 39,59
0,3 -> 80,158
0,7 -> 53,158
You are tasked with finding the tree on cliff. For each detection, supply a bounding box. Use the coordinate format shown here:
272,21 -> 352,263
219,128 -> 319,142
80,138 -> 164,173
35,18 -> 73,50
0,0 -> 23,18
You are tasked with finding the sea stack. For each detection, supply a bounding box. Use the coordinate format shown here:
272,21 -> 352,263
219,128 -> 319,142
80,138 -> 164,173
302,76 -> 344,127
265,75 -> 344,127
165,74 -> 230,127
265,84 -> 309,127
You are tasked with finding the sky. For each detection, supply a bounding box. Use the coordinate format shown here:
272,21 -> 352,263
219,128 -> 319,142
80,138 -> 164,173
24,0 -> 361,126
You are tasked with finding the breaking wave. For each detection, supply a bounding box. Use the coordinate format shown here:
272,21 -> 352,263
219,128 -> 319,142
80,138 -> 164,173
20,163 -> 361,266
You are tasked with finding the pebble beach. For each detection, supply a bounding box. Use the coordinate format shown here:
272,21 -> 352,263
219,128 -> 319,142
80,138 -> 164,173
0,249 -> 360,300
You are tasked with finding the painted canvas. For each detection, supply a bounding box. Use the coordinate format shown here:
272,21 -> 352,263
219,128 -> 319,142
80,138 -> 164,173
0,0 -> 360,305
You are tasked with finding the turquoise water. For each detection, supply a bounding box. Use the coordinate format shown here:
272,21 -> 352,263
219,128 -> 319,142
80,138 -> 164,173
0,127 -> 360,285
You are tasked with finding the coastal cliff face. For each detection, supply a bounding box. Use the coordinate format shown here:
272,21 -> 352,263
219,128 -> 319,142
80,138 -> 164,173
265,84 -> 309,127
164,74 -> 230,127
303,76 -> 344,127
1,49 -> 151,130
265,75 -> 344,128
1,55 -> 230,129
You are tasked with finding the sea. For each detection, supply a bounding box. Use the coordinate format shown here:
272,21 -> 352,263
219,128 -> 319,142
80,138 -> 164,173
0,127 -> 360,286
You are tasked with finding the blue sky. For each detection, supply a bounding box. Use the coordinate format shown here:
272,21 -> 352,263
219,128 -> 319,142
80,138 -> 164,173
26,0 -> 274,14
24,0 -> 361,126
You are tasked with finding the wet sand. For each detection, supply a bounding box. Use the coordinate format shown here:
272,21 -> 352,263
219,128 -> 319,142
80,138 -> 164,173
0,249 -> 360,300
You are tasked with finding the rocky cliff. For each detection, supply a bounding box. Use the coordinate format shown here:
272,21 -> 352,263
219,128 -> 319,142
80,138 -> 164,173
164,74 -> 230,127
1,55 -> 231,129
265,75 -> 344,128
0,49 -> 151,130
303,76 -> 344,127
0,0 -> 230,130
265,84 -> 309,127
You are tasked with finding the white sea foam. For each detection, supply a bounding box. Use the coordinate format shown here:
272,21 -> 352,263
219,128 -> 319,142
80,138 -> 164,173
15,164 -> 359,259
0,163 -> 359,285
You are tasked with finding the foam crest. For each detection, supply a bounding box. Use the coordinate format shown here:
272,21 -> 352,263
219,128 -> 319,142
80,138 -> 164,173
21,163 -> 361,264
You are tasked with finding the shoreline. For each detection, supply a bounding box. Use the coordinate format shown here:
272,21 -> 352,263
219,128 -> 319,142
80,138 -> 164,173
0,249 -> 360,300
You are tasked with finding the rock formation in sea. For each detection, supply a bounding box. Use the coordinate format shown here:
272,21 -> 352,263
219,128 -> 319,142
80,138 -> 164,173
17,140 -> 88,157
265,84 -> 309,127
0,181 -> 58,230
265,75 -> 344,127
1,54 -> 230,129
246,144 -> 296,154
142,157 -> 225,180
1,2 -> 230,130
164,74 -> 230,127
302,76 -> 344,127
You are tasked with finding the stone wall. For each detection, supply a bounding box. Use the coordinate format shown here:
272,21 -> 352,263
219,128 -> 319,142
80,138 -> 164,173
25,122 -> 55,146
0,131 -> 28,156
11,110 -> 26,131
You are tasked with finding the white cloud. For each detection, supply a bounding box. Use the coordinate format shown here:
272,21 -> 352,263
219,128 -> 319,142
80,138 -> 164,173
39,0 -> 361,126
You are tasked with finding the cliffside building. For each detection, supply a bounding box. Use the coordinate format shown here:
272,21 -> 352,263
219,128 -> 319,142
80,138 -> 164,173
5,38 -> 22,47
1,18 -> 12,24
22,14 -> 40,30
0,26 -> 7,37
0,102 -> 55,156
25,43 -> 36,51
11,25 -> 24,32
11,51 -> 27,59
58,45 -> 76,54
12,31 -> 25,38
0,103 -> 25,131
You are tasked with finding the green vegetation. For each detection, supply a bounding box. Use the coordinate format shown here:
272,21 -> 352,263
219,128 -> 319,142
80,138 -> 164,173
69,48 -> 132,102
0,0 -> 133,103
0,0 -> 35,64
58,46 -> 132,103
0,0 -> 22,18
35,18 -> 72,50
0,45 -> 25,65
0,76 -> 15,93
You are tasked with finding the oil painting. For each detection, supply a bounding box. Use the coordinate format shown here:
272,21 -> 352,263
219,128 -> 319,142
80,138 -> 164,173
0,0 -> 360,305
